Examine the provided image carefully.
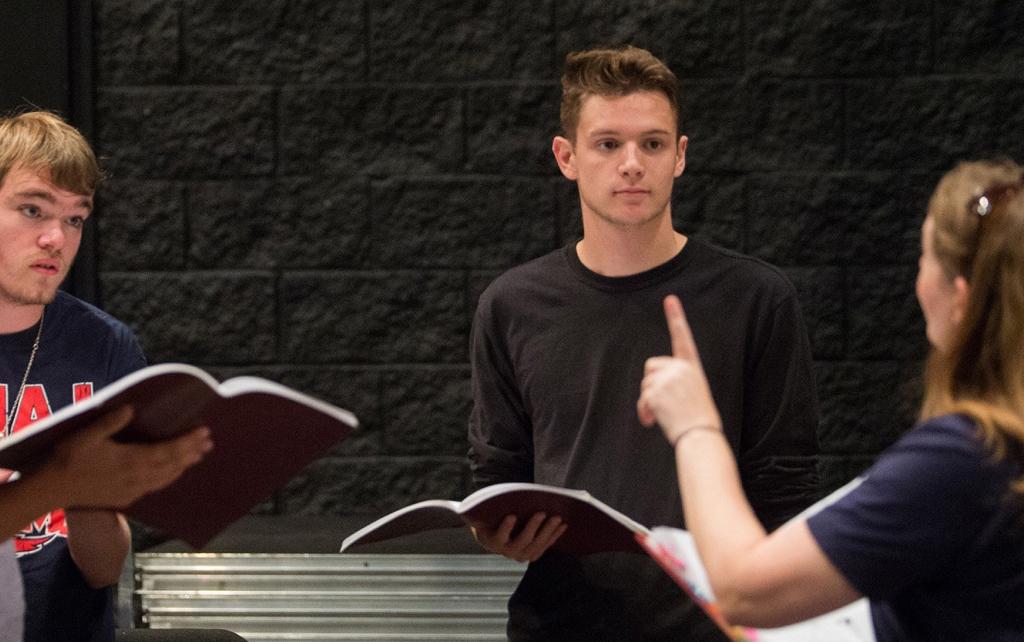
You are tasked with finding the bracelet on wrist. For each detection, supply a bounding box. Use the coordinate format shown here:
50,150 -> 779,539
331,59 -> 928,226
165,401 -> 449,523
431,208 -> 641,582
671,423 -> 722,448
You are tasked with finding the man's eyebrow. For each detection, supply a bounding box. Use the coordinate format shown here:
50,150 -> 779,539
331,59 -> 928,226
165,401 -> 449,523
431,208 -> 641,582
588,128 -> 673,137
13,190 -> 56,203
13,190 -> 93,210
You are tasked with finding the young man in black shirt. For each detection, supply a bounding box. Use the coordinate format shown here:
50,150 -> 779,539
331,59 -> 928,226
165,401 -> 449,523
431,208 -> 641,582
468,46 -> 820,640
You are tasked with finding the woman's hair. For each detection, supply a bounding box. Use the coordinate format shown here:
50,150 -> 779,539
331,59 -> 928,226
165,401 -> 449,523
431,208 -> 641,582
559,45 -> 680,141
0,110 -> 103,194
920,159 -> 1024,494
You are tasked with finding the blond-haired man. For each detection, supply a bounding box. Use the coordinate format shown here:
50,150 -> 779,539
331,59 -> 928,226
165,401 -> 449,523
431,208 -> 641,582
0,111 -> 211,641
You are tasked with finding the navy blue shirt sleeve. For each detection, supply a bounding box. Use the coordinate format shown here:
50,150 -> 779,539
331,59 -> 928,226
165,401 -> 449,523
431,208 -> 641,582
106,320 -> 147,381
807,415 -> 994,599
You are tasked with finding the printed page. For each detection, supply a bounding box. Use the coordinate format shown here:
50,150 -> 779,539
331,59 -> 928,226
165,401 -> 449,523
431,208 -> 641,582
642,527 -> 875,642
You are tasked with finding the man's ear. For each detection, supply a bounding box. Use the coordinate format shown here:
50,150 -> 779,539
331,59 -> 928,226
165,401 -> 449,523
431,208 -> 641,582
552,136 -> 577,180
951,275 -> 970,326
673,135 -> 688,178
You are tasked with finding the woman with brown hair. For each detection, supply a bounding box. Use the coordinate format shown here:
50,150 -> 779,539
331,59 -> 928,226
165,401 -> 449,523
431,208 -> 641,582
637,160 -> 1024,641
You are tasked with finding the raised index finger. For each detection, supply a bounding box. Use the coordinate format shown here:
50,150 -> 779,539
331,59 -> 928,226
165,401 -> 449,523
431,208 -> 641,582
663,295 -> 699,360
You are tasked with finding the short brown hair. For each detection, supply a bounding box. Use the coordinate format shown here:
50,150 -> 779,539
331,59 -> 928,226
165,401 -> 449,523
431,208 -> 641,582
0,110 -> 103,194
559,45 -> 680,141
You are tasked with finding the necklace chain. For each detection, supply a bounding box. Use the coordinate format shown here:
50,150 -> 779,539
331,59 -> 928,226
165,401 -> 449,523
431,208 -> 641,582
5,307 -> 44,437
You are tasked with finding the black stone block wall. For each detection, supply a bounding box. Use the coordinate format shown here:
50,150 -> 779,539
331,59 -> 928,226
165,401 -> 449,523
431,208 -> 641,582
90,0 -> 1024,540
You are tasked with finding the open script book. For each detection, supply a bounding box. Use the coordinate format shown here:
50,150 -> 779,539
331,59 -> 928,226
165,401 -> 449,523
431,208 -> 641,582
342,478 -> 875,642
639,476 -> 874,642
340,482 -> 649,555
0,363 -> 358,548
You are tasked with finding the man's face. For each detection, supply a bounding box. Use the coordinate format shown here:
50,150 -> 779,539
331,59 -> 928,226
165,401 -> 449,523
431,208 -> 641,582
0,165 -> 91,308
553,91 -> 687,229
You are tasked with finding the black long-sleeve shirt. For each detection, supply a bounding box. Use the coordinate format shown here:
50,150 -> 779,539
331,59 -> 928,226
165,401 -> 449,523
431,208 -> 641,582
468,238 -> 820,639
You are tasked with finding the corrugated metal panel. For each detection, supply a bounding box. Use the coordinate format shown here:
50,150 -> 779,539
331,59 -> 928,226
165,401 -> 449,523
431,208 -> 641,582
134,553 -> 525,642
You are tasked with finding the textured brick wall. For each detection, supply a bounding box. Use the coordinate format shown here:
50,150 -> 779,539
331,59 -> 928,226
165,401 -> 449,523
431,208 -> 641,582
90,1 -> 1024,543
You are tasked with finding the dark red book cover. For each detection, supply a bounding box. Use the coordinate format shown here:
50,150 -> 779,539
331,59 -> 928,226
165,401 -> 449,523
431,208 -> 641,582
0,363 -> 357,548
341,483 -> 649,555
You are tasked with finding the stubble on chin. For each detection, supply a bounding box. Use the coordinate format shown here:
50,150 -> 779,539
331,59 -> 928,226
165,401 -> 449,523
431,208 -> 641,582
0,281 -> 61,308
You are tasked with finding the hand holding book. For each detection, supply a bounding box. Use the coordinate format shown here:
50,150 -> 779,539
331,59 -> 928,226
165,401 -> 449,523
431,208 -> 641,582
45,405 -> 213,510
471,512 -> 567,562
340,482 -> 649,555
0,363 -> 357,548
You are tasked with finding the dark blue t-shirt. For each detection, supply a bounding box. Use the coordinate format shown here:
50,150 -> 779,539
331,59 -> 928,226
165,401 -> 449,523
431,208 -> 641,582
808,413 -> 1024,642
1,291 -> 146,642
